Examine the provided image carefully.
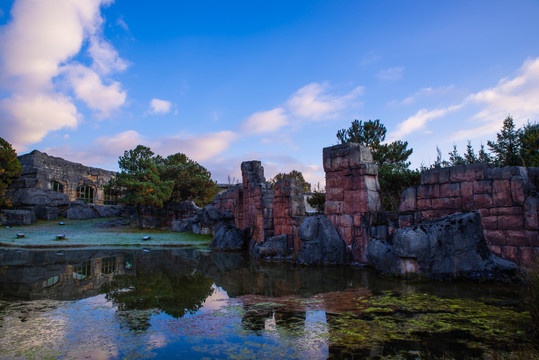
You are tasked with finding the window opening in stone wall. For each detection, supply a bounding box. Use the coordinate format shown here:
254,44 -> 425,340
51,181 -> 64,193
101,257 -> 116,274
73,261 -> 91,280
77,185 -> 94,204
43,276 -> 59,288
104,187 -> 119,205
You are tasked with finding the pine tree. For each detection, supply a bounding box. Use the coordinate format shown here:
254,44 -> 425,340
0,138 -> 22,207
487,116 -> 522,166
519,121 -> 539,167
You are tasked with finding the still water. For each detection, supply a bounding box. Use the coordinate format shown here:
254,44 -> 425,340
0,248 -> 535,359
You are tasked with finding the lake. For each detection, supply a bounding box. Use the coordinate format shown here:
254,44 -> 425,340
0,247 -> 536,359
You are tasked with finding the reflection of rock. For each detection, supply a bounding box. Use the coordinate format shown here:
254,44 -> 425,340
297,215 -> 347,265
367,212 -> 519,280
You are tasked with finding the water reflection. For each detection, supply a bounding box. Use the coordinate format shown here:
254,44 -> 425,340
0,248 -> 535,359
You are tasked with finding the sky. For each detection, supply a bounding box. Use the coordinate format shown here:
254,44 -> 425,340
1,0 -> 539,187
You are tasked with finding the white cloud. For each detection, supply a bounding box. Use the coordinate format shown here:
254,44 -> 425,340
394,85 -> 456,106
155,131 -> 238,162
388,105 -> 462,141
241,107 -> 288,134
149,98 -> 173,115
116,17 -> 129,31
0,0 -> 127,149
286,83 -> 363,119
376,67 -> 404,81
1,93 -> 79,150
65,64 -> 126,117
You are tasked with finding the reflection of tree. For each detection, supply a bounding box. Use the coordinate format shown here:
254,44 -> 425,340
100,270 -> 214,319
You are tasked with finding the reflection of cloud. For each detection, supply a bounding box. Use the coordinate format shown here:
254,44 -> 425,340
298,311 -> 329,360
199,285 -> 230,312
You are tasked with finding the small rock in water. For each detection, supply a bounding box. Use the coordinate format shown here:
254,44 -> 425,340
56,234 -> 66,240
59,222 -> 65,225
16,233 -> 25,238
143,248 -> 151,252
6,226 -> 11,229
143,235 -> 151,241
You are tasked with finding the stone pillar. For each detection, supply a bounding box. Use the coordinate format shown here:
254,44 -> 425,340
273,178 -> 306,253
241,161 -> 274,244
323,143 -> 381,263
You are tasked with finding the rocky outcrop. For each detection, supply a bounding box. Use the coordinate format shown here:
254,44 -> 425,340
296,215 -> 347,265
252,234 -> 290,259
64,201 -> 122,220
171,204 -> 234,235
1,209 -> 36,225
210,224 -> 248,251
367,212 -> 518,280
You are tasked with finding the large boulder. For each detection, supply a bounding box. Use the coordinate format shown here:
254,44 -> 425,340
252,234 -> 290,259
65,201 -> 97,220
210,225 -> 247,251
91,205 -> 122,218
6,188 -> 69,207
367,212 -> 519,280
296,215 -> 347,265
1,209 -> 36,226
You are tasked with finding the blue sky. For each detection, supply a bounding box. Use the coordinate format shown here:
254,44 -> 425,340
1,0 -> 539,186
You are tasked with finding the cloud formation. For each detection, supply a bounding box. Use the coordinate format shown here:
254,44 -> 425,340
240,82 -> 363,135
149,98 -> 173,114
376,67 -> 404,81
0,0 -> 127,150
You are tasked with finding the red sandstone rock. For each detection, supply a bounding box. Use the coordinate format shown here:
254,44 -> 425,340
417,199 -> 432,211
498,215 -> 524,229
481,216 -> 497,230
511,177 -> 526,205
473,180 -> 492,194
502,246 -> 519,263
492,179 -> 512,207
483,229 -> 506,246
490,207 -> 524,216
417,184 -> 440,199
474,194 -> 493,208
432,197 -> 461,210
506,230 -> 528,246
440,183 -> 460,198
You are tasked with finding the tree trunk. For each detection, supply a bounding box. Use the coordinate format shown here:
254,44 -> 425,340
137,204 -> 143,230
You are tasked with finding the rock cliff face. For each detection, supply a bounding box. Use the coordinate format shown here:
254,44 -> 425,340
367,212 -> 519,280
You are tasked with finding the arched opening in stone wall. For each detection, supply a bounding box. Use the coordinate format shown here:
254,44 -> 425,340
50,180 -> 64,193
76,185 -> 94,204
73,261 -> 91,281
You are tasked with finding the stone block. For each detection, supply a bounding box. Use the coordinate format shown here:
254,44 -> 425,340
353,213 -> 363,226
417,184 -> 440,199
432,197 -> 461,210
325,201 -> 343,215
326,187 -> 344,201
337,214 -> 354,228
483,229 -> 506,246
420,169 -> 439,185
367,190 -> 381,212
526,230 -> 538,245
417,199 -> 432,211
1,209 -> 36,226
490,207 -> 523,216
399,187 -> 417,212
343,191 -> 366,213
399,214 -> 413,228
501,246 -> 519,263
460,181 -> 473,197
473,180 -> 492,194
474,194 -> 493,209
492,179 -> 512,207
488,244 -> 502,257
510,177 -> 527,205
478,208 -> 490,217
506,230 -> 528,246
498,215 -> 524,229
524,197 -> 538,230
481,216 -> 497,230
519,247 -> 535,266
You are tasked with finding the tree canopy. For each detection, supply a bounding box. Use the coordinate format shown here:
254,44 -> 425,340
109,145 -> 217,228
270,170 -> 311,193
0,138 -> 22,207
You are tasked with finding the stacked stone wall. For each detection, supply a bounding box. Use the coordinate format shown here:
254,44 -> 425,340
398,164 -> 538,264
323,143 -> 381,263
273,179 -> 306,252
213,184 -> 245,230
14,150 -> 116,205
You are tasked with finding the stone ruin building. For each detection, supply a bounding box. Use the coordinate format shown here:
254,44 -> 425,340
213,142 -> 538,273
1,150 -> 120,224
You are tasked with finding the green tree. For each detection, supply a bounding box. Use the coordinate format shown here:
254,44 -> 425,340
109,145 -> 174,229
478,143 -> 493,164
157,152 -> 218,206
270,170 -> 311,193
448,144 -> 466,166
520,121 -> 539,167
487,116 -> 522,166
306,183 -> 325,213
0,138 -> 22,207
337,119 -> 419,211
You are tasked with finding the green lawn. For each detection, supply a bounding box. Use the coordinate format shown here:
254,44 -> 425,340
0,218 -> 212,249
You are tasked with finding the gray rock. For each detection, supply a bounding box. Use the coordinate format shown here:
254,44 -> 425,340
252,234 -> 290,259
66,201 -> 97,220
6,188 -> 69,207
367,212 -> 519,280
171,218 -> 195,232
34,205 -> 59,221
297,215 -> 347,265
210,225 -> 247,251
1,209 -> 36,226
91,205 -> 122,218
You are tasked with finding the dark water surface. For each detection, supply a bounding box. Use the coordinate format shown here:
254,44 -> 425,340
0,248 -> 535,359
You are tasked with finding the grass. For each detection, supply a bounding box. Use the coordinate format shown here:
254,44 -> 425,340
0,217 -> 212,249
